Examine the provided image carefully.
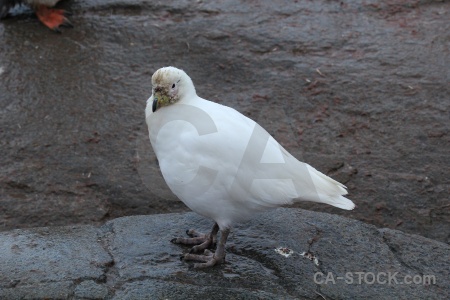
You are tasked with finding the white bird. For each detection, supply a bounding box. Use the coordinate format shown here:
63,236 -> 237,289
145,66 -> 355,268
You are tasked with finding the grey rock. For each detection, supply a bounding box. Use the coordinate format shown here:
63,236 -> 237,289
74,280 -> 109,299
0,226 -> 112,282
0,209 -> 448,299
0,282 -> 72,300
112,279 -> 297,300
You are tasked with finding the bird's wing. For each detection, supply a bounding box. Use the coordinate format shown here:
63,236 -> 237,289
198,100 -> 355,211
226,120 -> 354,210
147,97 -> 354,212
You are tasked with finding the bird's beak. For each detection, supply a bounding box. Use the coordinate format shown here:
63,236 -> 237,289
152,93 -> 160,112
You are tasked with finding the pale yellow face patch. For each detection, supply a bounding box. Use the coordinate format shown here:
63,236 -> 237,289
153,85 -> 179,111
154,91 -> 172,110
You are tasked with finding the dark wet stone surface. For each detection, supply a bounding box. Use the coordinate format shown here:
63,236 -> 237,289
0,0 -> 449,245
0,209 -> 448,299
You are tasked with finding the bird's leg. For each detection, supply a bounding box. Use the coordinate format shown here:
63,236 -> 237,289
35,5 -> 73,32
171,223 -> 219,253
183,228 -> 230,268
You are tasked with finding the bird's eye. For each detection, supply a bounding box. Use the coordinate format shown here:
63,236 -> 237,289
172,83 -> 175,88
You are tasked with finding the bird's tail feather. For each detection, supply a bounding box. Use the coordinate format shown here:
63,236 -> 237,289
315,194 -> 355,210
296,165 -> 355,210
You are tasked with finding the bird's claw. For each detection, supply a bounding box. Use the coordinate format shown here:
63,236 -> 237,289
172,224 -> 224,268
182,249 -> 225,268
171,228 -> 215,249
186,229 -> 207,238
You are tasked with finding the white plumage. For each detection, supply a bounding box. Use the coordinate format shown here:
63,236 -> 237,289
145,66 -> 355,268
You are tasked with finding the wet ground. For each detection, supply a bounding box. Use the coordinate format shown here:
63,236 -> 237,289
0,0 -> 448,243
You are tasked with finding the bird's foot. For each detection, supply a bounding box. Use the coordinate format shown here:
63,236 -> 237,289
182,249 -> 225,269
35,5 -> 73,32
171,228 -> 216,253
171,224 -> 228,268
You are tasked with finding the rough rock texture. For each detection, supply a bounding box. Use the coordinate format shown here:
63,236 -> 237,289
0,0 -> 449,244
0,209 -> 448,299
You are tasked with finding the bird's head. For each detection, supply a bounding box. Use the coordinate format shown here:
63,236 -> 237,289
150,66 -> 196,112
